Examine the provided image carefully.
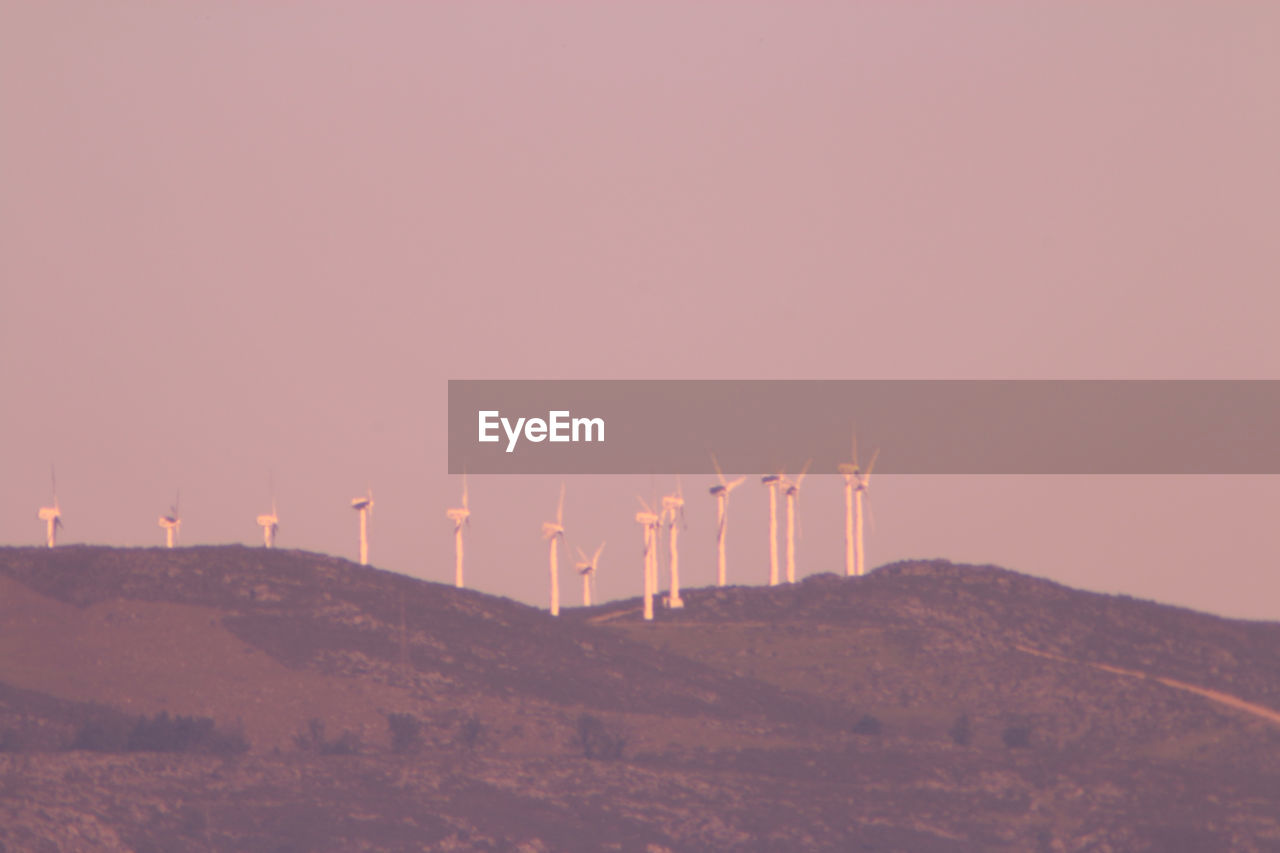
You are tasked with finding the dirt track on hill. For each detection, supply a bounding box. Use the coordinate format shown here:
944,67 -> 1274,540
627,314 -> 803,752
1015,644 -> 1280,728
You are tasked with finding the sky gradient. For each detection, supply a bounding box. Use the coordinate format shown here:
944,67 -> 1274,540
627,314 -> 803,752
4,3 -> 1279,619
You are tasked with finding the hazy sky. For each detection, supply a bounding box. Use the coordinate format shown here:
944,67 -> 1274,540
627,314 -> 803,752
4,3 -> 1279,619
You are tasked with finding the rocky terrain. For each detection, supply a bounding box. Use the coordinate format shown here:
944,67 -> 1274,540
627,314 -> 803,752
2,545 -> 1279,851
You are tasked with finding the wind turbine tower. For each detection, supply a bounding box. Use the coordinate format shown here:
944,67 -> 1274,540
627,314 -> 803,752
838,438 -> 879,577
542,482 -> 566,616
635,500 -> 659,621
781,459 -> 811,584
575,542 -> 605,607
257,499 -> 279,548
661,481 -> 686,608
761,473 -> 782,586
158,494 -> 181,548
37,467 -> 62,548
446,475 -> 471,588
709,456 -> 745,587
351,488 -> 373,566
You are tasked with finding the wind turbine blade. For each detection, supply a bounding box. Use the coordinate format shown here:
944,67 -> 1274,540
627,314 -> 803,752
796,458 -> 811,488
727,476 -> 746,492
593,541 -> 605,564
852,430 -> 859,464
462,473 -> 469,510
555,481 -> 566,525
637,496 -> 653,514
866,449 -> 880,479
576,546 -> 588,562
711,453 -> 727,487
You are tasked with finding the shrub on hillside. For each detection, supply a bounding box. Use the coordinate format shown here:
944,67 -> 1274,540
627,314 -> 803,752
70,715 -> 133,752
386,713 -> 423,754
575,713 -> 625,760
71,712 -> 247,755
949,713 -> 973,746
1002,724 -> 1032,749
852,714 -> 882,736
294,717 -> 361,755
457,714 -> 484,751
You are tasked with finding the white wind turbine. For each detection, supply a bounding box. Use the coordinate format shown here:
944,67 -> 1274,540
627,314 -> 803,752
446,475 -> 470,588
709,456 -> 746,587
760,472 -> 783,586
351,487 -> 373,566
781,459 -> 811,584
158,493 -> 181,548
37,466 -> 62,548
575,542 -> 605,607
256,498 -> 279,548
838,437 -> 879,577
661,480 -> 686,608
635,499 -> 660,621
541,482 -> 565,616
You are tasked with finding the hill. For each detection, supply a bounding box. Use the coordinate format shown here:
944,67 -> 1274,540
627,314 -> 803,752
1,546 -> 1279,851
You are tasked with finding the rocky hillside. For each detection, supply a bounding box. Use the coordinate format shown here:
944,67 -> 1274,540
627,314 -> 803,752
1,546 -> 1278,851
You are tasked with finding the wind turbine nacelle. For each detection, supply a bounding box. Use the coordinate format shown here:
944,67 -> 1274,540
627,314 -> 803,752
159,516 -> 179,527
761,475 -> 780,485
838,464 -> 862,476
257,515 -> 278,526
351,499 -> 371,510
38,507 -> 60,521
709,485 -> 726,496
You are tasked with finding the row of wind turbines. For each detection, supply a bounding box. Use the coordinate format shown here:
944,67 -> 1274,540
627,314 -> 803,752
32,437 -> 877,623
33,468 -> 368,562
444,438 -> 879,621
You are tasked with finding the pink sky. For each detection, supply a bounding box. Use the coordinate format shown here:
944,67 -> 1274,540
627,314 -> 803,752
4,2 -> 1279,618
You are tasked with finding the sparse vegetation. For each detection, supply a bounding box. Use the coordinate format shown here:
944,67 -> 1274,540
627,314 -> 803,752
387,712 -> 424,754
70,715 -> 134,752
70,712 -> 248,755
4,547 -> 1280,850
1002,724 -> 1032,749
949,713 -> 973,746
852,714 -> 882,735
457,714 -> 484,751
294,717 -> 361,755
576,713 -> 626,760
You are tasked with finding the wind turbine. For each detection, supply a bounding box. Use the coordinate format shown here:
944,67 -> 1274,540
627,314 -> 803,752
635,499 -> 659,621
541,482 -> 565,616
446,475 -> 470,588
781,460 -> 811,584
575,542 -> 605,607
761,472 -> 783,586
351,487 -> 373,565
838,437 -> 879,577
709,455 -> 745,587
256,498 -> 279,548
37,466 -> 62,548
661,480 -> 686,608
158,493 -> 181,548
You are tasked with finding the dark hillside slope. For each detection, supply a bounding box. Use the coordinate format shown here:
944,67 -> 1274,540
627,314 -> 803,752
2,547 -> 1280,851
